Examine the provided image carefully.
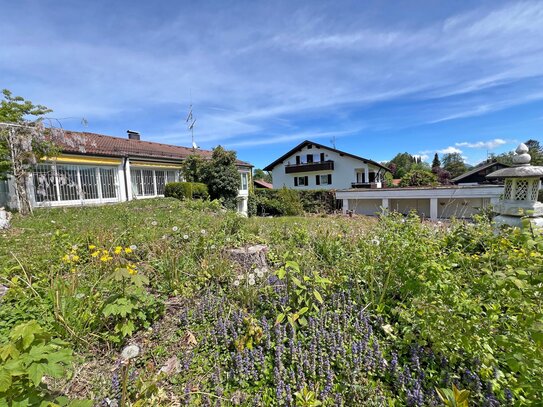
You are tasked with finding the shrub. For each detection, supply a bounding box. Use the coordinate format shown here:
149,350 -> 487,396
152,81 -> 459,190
164,182 -> 209,200
251,189 -> 338,216
399,169 -> 437,187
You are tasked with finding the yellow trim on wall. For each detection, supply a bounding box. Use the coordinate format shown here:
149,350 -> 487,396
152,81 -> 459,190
43,155 -> 122,166
130,162 -> 182,169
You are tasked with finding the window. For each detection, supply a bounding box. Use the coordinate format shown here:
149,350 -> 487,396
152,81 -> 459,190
131,168 -> 180,198
320,152 -> 325,162
315,174 -> 332,185
294,176 -> 309,186
33,163 -> 118,203
306,154 -> 313,163
240,172 -> 248,191
296,156 -> 301,165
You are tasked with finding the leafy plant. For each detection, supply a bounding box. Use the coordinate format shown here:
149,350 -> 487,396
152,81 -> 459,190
0,320 -> 90,406
436,384 -> 470,407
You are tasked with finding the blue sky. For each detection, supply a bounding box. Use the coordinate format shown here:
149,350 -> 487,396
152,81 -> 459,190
1,0 -> 542,169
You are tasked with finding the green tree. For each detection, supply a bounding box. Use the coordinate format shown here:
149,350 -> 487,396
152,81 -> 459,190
202,145 -> 240,209
253,168 -> 272,183
180,154 -> 206,182
387,152 -> 418,179
525,139 -> 543,165
0,89 -> 55,215
432,153 -> 441,169
399,169 -> 437,187
442,152 -> 467,178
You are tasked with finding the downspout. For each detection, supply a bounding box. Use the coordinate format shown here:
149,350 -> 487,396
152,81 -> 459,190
123,156 -> 130,202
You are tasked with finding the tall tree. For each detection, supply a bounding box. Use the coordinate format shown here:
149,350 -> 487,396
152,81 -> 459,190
431,153 -> 441,169
180,154 -> 206,182
442,152 -> 467,178
0,90 -> 59,215
202,145 -> 240,209
387,152 -> 416,179
253,168 -> 272,183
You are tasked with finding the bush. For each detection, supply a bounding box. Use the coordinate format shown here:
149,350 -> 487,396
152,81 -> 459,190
250,189 -> 339,216
399,169 -> 437,187
164,182 -> 209,200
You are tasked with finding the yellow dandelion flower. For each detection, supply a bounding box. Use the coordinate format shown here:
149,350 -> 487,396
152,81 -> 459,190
91,251 -> 100,258
70,268 -> 76,273
114,246 -> 122,255
72,255 -> 80,262
62,255 -> 71,263
100,255 -> 113,262
89,245 -> 96,250
102,250 -> 109,255
124,247 -> 132,254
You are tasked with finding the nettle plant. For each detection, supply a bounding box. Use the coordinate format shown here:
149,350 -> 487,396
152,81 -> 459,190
274,260 -> 332,331
0,320 -> 91,406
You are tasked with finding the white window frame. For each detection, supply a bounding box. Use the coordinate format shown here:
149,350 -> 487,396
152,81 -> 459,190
130,167 -> 180,199
32,163 -> 120,206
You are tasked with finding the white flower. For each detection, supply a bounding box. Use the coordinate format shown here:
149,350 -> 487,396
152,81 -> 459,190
371,238 -> 380,246
183,234 -> 189,240
236,274 -> 244,280
121,344 -> 140,360
129,245 -> 138,251
248,273 -> 255,280
51,220 -> 56,224
172,226 -> 179,232
71,244 -> 78,250
233,280 -> 240,287
151,221 -> 158,226
201,229 -> 206,235
248,278 -> 256,286
256,270 -> 264,278
162,235 -> 168,240
210,244 -> 216,250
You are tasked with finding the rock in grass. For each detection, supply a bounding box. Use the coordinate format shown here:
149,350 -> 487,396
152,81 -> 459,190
0,208 -> 11,230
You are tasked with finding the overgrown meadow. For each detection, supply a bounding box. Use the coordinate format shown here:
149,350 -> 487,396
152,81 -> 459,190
0,198 -> 542,406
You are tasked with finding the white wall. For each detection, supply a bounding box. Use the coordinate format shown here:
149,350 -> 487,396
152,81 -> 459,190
271,144 -> 381,190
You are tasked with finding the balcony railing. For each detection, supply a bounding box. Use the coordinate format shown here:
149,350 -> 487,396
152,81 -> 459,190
285,160 -> 334,174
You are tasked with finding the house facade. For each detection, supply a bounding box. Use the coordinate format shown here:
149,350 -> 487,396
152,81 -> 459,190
1,130 -> 252,215
263,140 -> 389,190
451,160 -> 509,185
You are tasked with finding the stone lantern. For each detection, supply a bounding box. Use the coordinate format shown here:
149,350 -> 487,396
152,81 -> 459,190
486,143 -> 543,229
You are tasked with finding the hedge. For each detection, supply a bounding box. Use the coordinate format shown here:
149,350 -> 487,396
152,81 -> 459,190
164,182 -> 209,200
250,189 -> 340,216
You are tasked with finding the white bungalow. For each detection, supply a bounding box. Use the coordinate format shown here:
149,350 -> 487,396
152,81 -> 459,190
0,130 -> 252,215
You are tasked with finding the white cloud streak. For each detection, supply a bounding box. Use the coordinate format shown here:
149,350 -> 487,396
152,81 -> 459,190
456,138 -> 507,149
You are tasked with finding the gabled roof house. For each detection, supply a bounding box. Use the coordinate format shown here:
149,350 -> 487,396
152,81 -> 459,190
264,140 -> 389,190
0,130 -> 252,215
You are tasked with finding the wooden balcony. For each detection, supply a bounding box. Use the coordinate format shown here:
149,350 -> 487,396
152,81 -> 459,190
285,160 -> 334,174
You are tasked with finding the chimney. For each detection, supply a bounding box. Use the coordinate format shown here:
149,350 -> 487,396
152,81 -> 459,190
127,130 -> 140,141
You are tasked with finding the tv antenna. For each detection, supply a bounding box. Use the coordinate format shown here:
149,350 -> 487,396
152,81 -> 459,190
330,135 -> 337,149
186,93 -> 198,150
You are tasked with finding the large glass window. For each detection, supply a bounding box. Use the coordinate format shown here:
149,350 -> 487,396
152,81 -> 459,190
131,168 -> 179,198
33,165 -> 58,202
240,172 -> 248,191
33,163 -> 118,203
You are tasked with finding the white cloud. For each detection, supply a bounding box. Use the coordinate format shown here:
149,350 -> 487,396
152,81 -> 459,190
413,154 -> 429,162
455,138 -> 507,149
438,146 -> 463,154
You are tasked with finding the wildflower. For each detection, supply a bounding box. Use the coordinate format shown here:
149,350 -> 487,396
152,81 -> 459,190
236,274 -> 244,280
129,244 -> 138,251
162,235 -> 168,239
72,255 -> 80,262
233,280 -> 240,287
183,234 -> 189,240
91,251 -> 100,258
100,254 -> 112,262
124,247 -> 132,254
51,220 -> 56,224
71,244 -> 78,250
256,269 -> 264,278
114,246 -> 122,254
248,278 -> 256,286
371,238 -> 380,246
248,273 -> 255,280
151,221 -> 158,226
121,345 -> 140,360
172,226 -> 179,232
201,229 -> 206,235
88,244 -> 96,250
